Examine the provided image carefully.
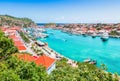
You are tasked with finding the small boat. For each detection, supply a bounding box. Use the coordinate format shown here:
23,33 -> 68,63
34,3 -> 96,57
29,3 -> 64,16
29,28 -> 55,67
92,33 -> 97,38
101,32 -> 109,41
89,60 -> 97,65
84,58 -> 91,62
82,33 -> 87,37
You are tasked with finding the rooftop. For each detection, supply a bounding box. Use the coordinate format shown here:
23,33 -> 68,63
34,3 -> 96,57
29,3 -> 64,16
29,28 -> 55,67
16,54 -> 56,69
35,55 -> 56,69
16,46 -> 26,51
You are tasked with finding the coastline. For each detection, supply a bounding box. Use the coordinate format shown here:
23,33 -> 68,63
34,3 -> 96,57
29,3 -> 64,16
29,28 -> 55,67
24,27 -> 120,74
36,38 -> 76,63
53,27 -> 120,39
45,24 -> 120,39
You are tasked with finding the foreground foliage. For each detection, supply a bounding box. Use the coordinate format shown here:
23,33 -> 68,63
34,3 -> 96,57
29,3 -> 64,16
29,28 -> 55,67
0,30 -> 18,60
49,58 -> 119,81
0,56 -> 48,81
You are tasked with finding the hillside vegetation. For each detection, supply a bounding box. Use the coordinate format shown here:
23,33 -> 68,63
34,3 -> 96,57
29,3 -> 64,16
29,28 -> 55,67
0,15 -> 36,27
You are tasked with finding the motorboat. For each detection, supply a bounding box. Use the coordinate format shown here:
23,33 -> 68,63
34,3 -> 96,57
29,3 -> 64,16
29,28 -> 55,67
84,58 -> 97,65
84,58 -> 91,62
92,33 -> 97,38
101,32 -> 109,41
89,60 -> 97,65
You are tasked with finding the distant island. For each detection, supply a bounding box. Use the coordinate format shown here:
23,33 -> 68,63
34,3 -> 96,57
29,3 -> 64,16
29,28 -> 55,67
0,15 -> 36,27
45,23 -> 57,27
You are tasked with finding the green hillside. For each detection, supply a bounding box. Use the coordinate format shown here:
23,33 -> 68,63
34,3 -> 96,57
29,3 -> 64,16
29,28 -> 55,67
0,15 -> 36,27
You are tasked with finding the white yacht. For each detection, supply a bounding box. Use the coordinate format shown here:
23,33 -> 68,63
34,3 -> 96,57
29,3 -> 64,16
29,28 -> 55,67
92,32 -> 97,38
101,32 -> 109,41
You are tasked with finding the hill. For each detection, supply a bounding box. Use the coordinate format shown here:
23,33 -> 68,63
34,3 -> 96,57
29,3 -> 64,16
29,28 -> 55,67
0,15 -> 36,27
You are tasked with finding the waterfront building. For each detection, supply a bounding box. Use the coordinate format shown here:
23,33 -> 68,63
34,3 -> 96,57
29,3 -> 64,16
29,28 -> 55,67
35,55 -> 56,74
17,54 -> 56,74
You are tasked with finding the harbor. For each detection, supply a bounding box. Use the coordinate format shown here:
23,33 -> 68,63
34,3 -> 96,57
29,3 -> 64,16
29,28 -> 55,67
1,0 -> 120,80
37,28 -> 120,74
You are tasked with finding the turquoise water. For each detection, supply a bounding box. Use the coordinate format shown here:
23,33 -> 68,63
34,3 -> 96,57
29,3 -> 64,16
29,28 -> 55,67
37,28 -> 120,74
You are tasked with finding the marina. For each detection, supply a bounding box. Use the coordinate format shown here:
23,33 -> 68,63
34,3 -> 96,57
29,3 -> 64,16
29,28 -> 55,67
24,28 -> 48,38
37,28 -> 120,74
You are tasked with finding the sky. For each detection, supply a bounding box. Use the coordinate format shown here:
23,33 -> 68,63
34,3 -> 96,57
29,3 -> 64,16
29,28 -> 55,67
0,0 -> 120,23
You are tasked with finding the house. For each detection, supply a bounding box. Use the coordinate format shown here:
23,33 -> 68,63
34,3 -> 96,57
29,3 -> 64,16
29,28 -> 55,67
17,54 -> 56,74
35,55 -> 56,74
9,35 -> 27,52
17,46 -> 27,52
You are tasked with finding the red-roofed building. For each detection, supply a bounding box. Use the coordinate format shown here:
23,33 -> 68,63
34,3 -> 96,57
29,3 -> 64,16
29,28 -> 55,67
35,55 -> 56,74
17,46 -> 27,52
14,41 -> 24,46
9,35 -> 20,39
9,26 -> 21,31
18,54 -> 36,62
0,27 -> 7,31
17,54 -> 56,74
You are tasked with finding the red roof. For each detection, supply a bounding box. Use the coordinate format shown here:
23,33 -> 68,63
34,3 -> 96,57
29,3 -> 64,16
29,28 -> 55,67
17,54 -> 35,62
9,27 -> 21,31
14,41 -> 23,46
9,35 -> 20,39
17,54 -> 56,69
0,27 -> 6,31
17,46 -> 26,51
35,55 -> 56,69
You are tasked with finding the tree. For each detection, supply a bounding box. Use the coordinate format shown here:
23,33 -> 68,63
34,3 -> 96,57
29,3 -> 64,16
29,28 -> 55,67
0,56 -> 48,81
48,58 -> 119,81
0,69 -> 21,81
0,30 -> 18,60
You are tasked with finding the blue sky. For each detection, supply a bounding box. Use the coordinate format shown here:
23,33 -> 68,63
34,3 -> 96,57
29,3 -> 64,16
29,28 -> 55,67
0,0 -> 120,23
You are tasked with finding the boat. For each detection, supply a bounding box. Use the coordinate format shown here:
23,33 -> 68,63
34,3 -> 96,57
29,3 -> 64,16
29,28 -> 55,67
39,33 -> 48,38
89,60 -> 97,65
84,58 -> 97,65
101,32 -> 109,41
92,33 -> 97,38
33,32 -> 48,38
84,58 -> 91,62
82,33 -> 87,37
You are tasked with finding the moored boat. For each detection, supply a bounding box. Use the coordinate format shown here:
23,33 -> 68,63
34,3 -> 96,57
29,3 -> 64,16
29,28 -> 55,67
101,32 -> 109,41
92,33 -> 97,38
84,58 -> 91,62
89,60 -> 97,65
84,58 -> 97,65
82,33 -> 87,37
